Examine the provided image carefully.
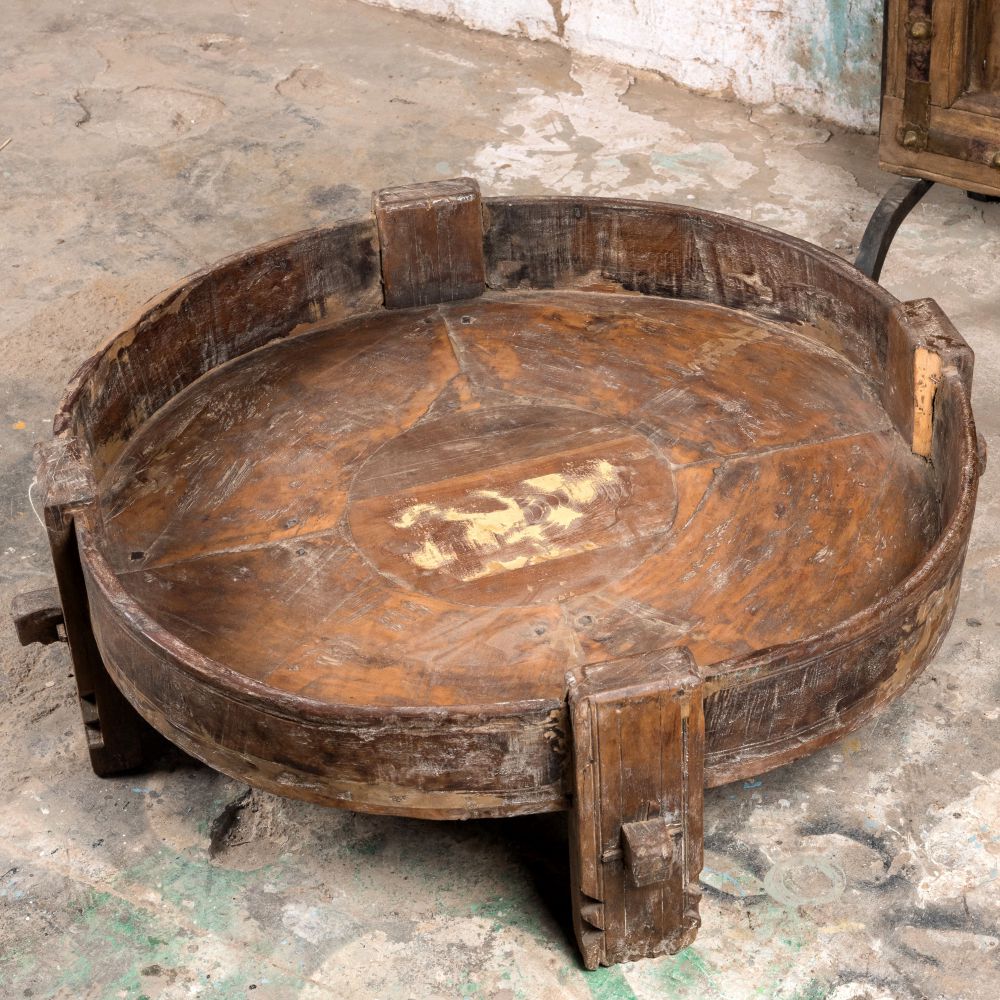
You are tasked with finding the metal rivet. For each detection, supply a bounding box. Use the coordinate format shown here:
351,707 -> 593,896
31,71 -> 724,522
910,19 -> 931,40
902,130 -> 920,149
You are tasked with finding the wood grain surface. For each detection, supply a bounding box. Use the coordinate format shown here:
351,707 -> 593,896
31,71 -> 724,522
22,190 -> 978,966
29,195 -> 976,830
567,650 -> 704,968
94,293 -> 939,712
879,0 -> 1000,196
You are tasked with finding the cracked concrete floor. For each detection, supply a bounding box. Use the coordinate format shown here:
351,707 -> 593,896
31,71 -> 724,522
2,1 -> 999,998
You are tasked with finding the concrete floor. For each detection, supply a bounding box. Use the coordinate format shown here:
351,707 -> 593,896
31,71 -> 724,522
2,2 -> 999,998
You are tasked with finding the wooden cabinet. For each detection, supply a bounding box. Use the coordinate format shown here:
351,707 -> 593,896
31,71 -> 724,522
880,0 -> 1000,196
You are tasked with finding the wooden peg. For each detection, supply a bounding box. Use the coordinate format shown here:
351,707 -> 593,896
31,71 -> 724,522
373,177 -> 485,308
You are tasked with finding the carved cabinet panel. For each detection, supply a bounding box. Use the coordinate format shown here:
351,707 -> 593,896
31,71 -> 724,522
881,0 -> 1000,195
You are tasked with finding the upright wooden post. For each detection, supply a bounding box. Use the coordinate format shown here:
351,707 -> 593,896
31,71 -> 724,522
566,649 -> 704,968
34,438 -> 156,775
373,177 -> 486,308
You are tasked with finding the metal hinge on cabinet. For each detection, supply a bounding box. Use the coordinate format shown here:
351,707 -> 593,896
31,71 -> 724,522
898,1 -> 933,151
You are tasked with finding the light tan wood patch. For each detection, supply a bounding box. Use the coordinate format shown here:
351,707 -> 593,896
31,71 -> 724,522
913,346 -> 942,457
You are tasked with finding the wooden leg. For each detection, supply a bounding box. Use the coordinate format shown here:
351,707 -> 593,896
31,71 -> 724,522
31,439 -> 158,776
55,529 -> 156,775
566,649 -> 704,969
855,177 -> 934,282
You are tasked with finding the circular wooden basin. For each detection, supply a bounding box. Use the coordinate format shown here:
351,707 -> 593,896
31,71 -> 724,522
100,294 -> 939,708
25,181 -> 979,967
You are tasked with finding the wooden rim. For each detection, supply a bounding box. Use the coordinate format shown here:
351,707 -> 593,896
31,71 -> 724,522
23,186 -> 980,966
75,386 -> 976,724
64,199 -> 979,722
41,192 -> 978,815
55,198 -> 902,431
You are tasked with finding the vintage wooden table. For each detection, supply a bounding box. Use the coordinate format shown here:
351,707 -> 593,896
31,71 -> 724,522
13,179 -> 982,967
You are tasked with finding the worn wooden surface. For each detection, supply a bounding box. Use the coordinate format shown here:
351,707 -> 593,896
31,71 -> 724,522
56,221 -> 383,481
36,438 -> 158,776
11,587 -> 63,646
880,0 -> 1000,195
41,194 -> 976,818
96,293 -> 939,706
20,190 -> 980,966
567,650 -> 703,968
374,177 -> 486,308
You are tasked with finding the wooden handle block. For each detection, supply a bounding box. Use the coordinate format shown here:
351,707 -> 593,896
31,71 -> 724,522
567,649 -> 704,968
882,298 -> 974,458
11,587 -> 64,646
621,816 -> 683,888
373,177 -> 486,309
35,437 -> 96,532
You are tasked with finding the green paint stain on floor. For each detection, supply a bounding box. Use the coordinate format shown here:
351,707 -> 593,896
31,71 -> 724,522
4,875 -> 307,1000
585,965 -> 639,1000
43,888 -> 190,998
116,847 -> 273,935
206,966 -> 305,999
645,947 -> 719,998
470,893 -> 550,943
787,980 -> 829,1000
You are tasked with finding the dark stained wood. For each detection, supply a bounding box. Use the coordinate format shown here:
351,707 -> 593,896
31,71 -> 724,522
35,438 -> 157,776
11,587 -> 63,646
56,221 -> 383,480
969,0 -> 1000,95
480,199 -> 899,381
13,185 -> 981,968
621,817 -> 682,889
567,650 -> 703,968
374,177 -> 485,308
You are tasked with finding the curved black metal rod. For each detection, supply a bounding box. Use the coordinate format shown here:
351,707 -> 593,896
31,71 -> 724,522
855,176 -> 934,281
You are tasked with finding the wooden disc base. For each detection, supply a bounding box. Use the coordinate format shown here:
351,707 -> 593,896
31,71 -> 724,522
98,292 -> 938,710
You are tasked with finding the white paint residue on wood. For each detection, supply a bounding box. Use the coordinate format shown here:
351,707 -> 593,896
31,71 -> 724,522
392,458 -> 625,579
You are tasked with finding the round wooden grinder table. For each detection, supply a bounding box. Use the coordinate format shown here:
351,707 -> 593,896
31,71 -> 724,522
13,179 -> 983,968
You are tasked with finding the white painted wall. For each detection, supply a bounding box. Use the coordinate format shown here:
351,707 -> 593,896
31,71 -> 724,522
363,0 -> 882,130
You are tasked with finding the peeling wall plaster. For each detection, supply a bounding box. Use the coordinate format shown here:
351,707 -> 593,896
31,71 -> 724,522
363,0 -> 883,130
